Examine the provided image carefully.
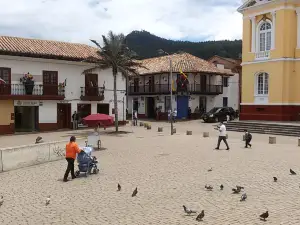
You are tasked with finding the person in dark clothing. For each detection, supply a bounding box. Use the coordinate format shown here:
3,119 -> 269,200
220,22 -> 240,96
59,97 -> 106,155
188,107 -> 192,120
72,111 -> 79,130
63,136 -> 82,182
244,130 -> 252,148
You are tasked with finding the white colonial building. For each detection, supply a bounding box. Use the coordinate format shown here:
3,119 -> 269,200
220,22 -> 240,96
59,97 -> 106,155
0,36 -> 126,134
127,53 -> 235,120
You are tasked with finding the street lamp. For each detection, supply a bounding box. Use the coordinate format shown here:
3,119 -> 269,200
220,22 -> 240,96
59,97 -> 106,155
157,49 -> 174,135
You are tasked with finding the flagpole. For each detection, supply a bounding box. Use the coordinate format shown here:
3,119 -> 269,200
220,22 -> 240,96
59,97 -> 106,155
169,57 -> 174,135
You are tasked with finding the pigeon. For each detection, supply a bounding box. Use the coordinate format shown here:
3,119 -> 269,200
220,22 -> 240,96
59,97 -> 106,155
0,196 -> 3,206
220,184 -> 224,190
132,187 -> 138,197
259,211 -> 269,221
35,136 -> 43,144
205,185 -> 213,191
117,183 -> 121,191
273,177 -> 277,182
240,193 -> 247,201
290,169 -> 296,175
232,188 -> 241,194
45,195 -> 50,206
196,210 -> 205,221
183,205 -> 197,215
207,168 -> 212,172
236,185 -> 244,190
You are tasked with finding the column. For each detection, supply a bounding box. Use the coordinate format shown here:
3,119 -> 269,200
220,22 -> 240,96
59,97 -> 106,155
297,8 -> 300,48
271,11 -> 276,50
250,17 -> 256,53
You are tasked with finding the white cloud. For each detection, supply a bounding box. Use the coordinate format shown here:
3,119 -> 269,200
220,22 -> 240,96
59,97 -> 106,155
0,0 -> 243,44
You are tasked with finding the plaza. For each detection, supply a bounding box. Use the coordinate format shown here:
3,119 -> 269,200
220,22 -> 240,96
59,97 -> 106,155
0,121 -> 299,224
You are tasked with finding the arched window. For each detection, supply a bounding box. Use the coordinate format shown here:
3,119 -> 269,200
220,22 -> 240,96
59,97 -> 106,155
256,72 -> 269,95
258,21 -> 272,52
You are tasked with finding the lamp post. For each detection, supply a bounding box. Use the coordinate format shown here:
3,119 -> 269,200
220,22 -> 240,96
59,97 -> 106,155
158,49 -> 174,135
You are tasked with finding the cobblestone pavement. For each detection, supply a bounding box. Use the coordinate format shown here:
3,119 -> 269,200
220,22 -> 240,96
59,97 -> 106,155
0,121 -> 300,224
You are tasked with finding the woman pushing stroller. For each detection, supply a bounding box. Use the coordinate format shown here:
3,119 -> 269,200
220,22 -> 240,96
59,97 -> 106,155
63,136 -> 83,182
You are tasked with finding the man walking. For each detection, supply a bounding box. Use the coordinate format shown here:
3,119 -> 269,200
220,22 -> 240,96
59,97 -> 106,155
133,110 -> 138,126
244,129 -> 252,148
215,121 -> 230,150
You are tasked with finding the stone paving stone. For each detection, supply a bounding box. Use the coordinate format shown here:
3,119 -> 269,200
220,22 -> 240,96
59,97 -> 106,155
0,121 -> 300,224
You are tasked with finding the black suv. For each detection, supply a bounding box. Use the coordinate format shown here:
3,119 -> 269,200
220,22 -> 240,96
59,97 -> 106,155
202,107 -> 236,123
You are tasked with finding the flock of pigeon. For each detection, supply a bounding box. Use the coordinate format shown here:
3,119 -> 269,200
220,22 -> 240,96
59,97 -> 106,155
180,168 -> 299,222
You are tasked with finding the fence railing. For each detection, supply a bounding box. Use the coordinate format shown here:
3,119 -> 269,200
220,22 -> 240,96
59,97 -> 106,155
0,83 -> 65,96
128,84 -> 170,95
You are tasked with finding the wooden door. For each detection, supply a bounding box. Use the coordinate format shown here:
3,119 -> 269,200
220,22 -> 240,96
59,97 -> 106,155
43,71 -> 58,95
0,67 -> 11,95
85,74 -> 98,96
57,103 -> 71,129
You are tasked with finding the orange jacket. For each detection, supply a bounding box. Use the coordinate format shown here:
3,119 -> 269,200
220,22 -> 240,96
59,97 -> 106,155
65,142 -> 81,159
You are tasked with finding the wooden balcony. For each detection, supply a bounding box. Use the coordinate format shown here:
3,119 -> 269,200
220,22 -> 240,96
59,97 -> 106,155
80,86 -> 104,101
128,84 -> 171,95
0,83 -> 65,100
189,84 -> 223,95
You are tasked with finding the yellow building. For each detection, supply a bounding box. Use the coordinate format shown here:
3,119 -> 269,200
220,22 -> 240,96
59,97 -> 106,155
238,0 -> 300,121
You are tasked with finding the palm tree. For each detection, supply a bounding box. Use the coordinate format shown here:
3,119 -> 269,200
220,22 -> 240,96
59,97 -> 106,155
84,31 -> 143,132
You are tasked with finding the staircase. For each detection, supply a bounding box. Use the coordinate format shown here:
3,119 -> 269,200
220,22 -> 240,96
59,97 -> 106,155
225,121 -> 300,137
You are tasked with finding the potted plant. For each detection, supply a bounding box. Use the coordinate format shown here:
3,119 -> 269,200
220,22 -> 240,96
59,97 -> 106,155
20,72 -> 34,95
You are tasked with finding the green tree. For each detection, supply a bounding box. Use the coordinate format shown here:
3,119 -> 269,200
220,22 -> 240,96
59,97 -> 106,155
85,31 -> 142,132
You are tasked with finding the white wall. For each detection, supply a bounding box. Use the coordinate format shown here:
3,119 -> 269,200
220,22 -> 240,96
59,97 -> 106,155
0,55 -> 126,122
39,101 -> 57,123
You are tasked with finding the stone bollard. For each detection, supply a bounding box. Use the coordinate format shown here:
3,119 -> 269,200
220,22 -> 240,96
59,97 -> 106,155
140,122 -> 144,126
144,123 -> 148,128
158,127 -> 163,132
298,138 -> 300,147
203,132 -> 209,138
186,131 -> 192,135
147,124 -> 151,130
269,136 -> 276,144
172,128 -> 176,134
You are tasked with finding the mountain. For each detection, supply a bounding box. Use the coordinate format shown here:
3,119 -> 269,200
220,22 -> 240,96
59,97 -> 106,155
125,30 -> 242,60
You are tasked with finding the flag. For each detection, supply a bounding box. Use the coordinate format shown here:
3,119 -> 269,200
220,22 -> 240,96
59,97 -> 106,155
179,68 -> 188,79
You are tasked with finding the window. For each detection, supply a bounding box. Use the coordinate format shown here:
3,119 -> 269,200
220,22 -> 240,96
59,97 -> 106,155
165,96 -> 171,111
258,21 -> 272,52
256,72 -> 269,95
223,77 -> 229,87
0,67 -> 11,83
223,97 -> 228,107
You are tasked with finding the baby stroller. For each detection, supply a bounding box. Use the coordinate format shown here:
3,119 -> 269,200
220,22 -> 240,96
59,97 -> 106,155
75,147 -> 99,177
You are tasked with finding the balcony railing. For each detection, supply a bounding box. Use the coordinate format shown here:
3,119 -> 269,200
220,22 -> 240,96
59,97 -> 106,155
255,51 -> 270,60
0,83 -> 65,100
189,84 -> 223,95
80,86 -> 104,101
128,84 -> 170,95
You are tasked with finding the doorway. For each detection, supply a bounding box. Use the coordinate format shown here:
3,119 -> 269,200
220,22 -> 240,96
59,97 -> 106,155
146,97 -> 155,118
97,103 -> 109,115
177,96 -> 189,119
133,98 -> 139,112
85,74 -> 98,96
77,104 -> 91,124
223,97 -> 228,107
200,75 -> 207,92
14,106 -> 39,132
57,103 -> 71,129
199,96 -> 207,113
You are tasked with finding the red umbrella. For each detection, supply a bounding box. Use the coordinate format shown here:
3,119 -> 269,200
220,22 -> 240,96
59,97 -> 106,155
83,114 -> 114,127
0,78 -> 6,84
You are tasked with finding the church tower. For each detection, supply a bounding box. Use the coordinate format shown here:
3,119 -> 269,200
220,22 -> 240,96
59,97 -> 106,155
238,0 -> 300,121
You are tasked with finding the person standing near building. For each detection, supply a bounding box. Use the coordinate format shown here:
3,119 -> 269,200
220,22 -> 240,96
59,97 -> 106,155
215,121 -> 230,150
173,108 -> 177,123
133,110 -> 138,126
188,107 -> 192,120
168,109 -> 172,122
63,136 -> 82,182
72,111 -> 79,130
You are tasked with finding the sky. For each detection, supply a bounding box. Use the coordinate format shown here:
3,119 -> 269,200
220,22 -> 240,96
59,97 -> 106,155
0,0 -> 243,45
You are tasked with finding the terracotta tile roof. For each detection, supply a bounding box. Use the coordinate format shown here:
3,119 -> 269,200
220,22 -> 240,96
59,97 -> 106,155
0,36 -> 100,61
208,55 -> 241,66
137,53 -> 234,76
